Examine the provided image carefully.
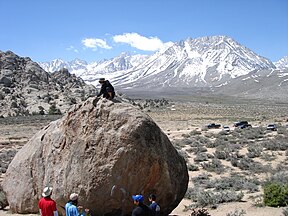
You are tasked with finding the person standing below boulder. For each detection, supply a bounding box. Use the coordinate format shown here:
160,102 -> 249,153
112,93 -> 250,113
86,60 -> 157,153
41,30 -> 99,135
148,194 -> 160,216
38,187 -> 58,216
97,78 -> 115,100
65,193 -> 90,216
131,194 -> 152,216
65,193 -> 79,216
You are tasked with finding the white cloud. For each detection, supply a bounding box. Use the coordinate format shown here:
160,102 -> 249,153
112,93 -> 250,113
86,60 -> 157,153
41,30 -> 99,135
113,33 -> 172,51
66,45 -> 79,53
82,38 -> 112,50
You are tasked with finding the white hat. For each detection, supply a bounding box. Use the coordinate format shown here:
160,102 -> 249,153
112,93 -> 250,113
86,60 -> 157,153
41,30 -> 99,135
69,193 -> 78,201
42,187 -> 53,197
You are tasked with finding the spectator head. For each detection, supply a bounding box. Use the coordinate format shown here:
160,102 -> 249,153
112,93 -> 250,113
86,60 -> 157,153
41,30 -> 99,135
42,187 -> 53,197
132,194 -> 144,205
149,194 -> 157,201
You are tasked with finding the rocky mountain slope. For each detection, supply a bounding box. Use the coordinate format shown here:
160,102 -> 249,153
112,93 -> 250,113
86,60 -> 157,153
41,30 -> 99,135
0,51 -> 96,117
214,68 -> 288,101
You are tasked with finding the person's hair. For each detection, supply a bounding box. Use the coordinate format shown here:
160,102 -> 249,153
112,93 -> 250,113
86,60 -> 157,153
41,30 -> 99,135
71,199 -> 78,206
149,194 -> 156,201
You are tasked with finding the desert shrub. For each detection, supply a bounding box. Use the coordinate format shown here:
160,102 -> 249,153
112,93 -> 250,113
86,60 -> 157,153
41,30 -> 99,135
214,145 -> 234,160
177,150 -> 189,162
211,136 -> 230,148
69,97 -> 77,105
0,185 -> 8,210
247,144 -> 262,158
48,104 -> 61,115
185,187 -> 199,201
283,207 -> 288,216
38,106 -> 45,115
182,133 -> 191,138
233,157 -> 271,173
246,127 -> 266,140
226,209 -> 246,216
194,153 -> 209,163
265,171 -> 288,185
277,127 -> 288,135
263,183 -> 288,207
261,152 -> 277,161
192,173 -> 211,186
172,139 -> 189,148
203,132 -> 214,139
274,164 -> 288,173
206,175 -> 260,193
188,163 -> 200,171
262,136 -> 288,151
189,130 -> 202,136
190,208 -> 211,216
201,158 -> 225,174
191,145 -> 208,154
249,194 -> 265,207
195,189 -> 244,207
190,136 -> 212,146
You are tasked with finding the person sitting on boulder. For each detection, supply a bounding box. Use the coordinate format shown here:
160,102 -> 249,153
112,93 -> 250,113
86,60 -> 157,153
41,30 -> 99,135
38,187 -> 58,216
97,78 -> 115,100
131,194 -> 152,216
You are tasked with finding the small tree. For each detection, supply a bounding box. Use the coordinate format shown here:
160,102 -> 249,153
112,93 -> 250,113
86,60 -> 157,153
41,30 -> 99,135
38,106 -> 45,115
263,183 -> 288,207
48,104 -> 61,115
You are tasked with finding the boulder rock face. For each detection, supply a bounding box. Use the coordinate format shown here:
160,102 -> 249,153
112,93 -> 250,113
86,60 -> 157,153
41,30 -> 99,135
2,98 -> 188,216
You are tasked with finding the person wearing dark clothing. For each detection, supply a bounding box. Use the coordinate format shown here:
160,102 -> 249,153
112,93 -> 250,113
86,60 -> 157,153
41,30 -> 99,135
148,194 -> 160,216
132,194 -> 152,216
97,78 -> 115,100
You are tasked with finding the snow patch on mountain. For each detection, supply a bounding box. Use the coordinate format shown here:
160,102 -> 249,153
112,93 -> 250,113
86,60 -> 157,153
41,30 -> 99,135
274,56 -> 288,70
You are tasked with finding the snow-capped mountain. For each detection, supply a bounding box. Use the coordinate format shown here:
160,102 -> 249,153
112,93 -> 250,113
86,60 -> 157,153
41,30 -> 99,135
39,58 -> 88,76
115,35 -> 275,89
274,56 -> 288,70
39,35 -> 276,89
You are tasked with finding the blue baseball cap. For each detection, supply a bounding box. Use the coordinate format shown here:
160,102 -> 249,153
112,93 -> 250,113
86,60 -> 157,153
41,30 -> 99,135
132,194 -> 144,202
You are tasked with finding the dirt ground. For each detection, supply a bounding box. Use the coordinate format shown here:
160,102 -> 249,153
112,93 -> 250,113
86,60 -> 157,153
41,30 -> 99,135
0,98 -> 288,216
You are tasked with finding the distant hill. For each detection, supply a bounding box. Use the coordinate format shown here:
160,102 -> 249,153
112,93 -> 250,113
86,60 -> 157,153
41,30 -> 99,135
0,51 -> 96,117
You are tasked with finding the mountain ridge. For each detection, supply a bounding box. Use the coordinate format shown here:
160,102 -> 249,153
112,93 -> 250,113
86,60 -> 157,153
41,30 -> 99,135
39,35 -> 282,89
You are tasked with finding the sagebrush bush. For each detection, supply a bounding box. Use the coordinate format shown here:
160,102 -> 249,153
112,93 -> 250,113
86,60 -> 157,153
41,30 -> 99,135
263,183 -> 288,207
283,207 -> 288,216
191,173 -> 211,187
260,152 -> 277,161
194,153 -> 209,163
195,189 -> 244,207
206,175 -> 260,193
233,157 -> 271,173
188,163 -> 200,171
201,158 -> 225,174
190,208 -> 211,216
264,171 -> 288,185
247,144 -> 262,158
226,209 -> 246,216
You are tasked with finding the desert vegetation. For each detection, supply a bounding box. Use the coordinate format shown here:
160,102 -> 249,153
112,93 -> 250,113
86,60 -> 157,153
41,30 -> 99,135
0,96 -> 288,215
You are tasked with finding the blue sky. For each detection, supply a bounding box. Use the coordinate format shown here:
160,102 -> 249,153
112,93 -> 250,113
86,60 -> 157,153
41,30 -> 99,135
0,0 -> 287,63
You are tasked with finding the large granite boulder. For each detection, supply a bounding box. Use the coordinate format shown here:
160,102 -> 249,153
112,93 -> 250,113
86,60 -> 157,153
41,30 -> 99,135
2,98 -> 188,216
